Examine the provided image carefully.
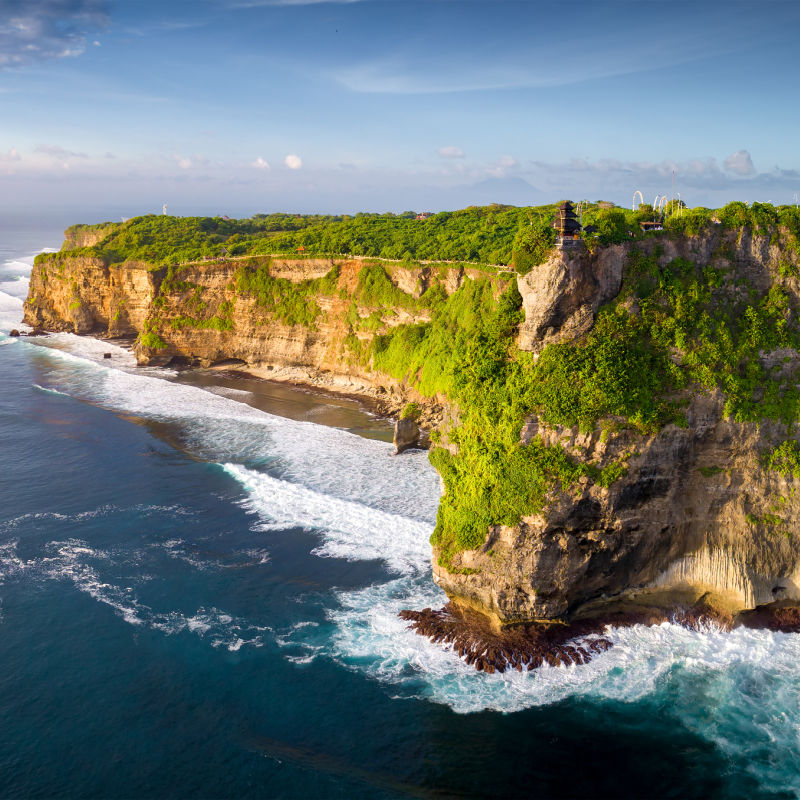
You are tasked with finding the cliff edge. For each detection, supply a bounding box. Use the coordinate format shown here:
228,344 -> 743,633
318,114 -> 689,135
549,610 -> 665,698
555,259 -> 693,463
24,212 -> 800,649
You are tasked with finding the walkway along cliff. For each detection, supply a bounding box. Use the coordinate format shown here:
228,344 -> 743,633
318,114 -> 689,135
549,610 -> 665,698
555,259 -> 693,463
24,213 -> 800,668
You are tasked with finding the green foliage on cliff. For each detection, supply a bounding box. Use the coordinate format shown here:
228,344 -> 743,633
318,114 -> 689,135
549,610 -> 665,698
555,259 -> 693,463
234,260 -> 339,327
511,217 -> 555,274
354,262 -> 421,309
359,234 -> 800,565
764,441 -> 800,479
139,330 -> 167,350
529,308 -> 676,432
400,402 -> 421,421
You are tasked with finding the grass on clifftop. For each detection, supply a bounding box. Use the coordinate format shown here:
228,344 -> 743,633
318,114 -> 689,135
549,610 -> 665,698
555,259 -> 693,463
39,201 -> 800,280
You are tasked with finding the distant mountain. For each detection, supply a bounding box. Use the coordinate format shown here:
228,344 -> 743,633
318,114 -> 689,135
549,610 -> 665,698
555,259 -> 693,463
449,176 -> 543,208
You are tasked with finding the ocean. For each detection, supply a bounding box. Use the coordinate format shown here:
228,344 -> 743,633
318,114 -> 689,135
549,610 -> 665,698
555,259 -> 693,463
0,216 -> 797,799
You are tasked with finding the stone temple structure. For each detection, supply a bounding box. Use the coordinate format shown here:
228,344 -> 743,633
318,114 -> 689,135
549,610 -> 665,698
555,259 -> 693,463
552,200 -> 582,248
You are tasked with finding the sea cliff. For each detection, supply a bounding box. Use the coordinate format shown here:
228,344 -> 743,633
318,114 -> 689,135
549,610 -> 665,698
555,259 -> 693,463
24,208 -> 800,661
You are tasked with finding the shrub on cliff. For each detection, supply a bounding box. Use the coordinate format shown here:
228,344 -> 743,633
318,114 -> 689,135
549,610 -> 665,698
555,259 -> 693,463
511,218 -> 555,274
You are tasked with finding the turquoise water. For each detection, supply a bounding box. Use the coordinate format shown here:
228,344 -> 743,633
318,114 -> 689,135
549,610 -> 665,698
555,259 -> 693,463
0,223 -> 797,798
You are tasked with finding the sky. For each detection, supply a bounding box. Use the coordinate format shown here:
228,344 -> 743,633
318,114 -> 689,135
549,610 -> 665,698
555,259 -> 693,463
1,0 -> 800,218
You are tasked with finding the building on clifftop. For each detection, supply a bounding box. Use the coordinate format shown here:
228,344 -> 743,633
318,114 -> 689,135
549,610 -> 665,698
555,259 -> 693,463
552,200 -> 582,248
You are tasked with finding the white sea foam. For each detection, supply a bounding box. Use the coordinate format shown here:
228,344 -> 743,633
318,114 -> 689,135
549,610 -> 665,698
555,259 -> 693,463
24,336 -> 441,522
0,247 -> 55,329
0,288 -> 24,331
242,548 -> 271,565
222,463 -> 432,574
0,504 -> 193,535
32,383 -> 72,396
0,538 -> 265,650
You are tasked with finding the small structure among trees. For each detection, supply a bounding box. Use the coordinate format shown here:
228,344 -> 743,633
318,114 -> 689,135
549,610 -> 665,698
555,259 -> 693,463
552,201 -> 582,248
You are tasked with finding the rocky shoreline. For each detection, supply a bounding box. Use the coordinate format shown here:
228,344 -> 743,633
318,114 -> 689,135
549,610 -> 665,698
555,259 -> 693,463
23,227 -> 800,649
400,597 -> 800,674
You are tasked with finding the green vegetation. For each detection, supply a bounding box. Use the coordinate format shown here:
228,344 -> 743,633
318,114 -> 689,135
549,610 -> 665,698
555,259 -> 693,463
348,239 -> 800,566
139,331 -> 167,350
34,201 -> 800,278
400,402 -> 421,421
512,216 -> 556,274
234,258 -> 339,327
764,441 -> 800,479
41,202 -> 800,568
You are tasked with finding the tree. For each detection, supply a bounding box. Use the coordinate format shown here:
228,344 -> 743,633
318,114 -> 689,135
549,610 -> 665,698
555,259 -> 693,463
512,217 -> 555,274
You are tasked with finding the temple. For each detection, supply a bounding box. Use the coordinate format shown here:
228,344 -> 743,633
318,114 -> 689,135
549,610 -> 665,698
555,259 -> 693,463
552,200 -> 582,248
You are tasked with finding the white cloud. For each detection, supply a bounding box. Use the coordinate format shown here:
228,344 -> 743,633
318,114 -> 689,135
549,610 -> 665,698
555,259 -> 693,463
437,146 -> 465,159
485,154 -> 517,177
252,157 -> 270,170
174,155 -> 193,170
0,147 -> 21,162
724,149 -> 756,177
285,154 -> 302,170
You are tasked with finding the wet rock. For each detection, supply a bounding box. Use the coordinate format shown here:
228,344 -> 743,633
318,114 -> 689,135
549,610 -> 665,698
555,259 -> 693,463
738,601 -> 800,633
399,603 -> 613,673
400,597 -> 740,674
393,417 -> 419,454
103,352 -> 112,359
8,329 -> 19,337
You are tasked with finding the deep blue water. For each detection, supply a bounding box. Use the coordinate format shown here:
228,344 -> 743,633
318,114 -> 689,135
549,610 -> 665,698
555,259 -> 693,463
0,223 -> 797,799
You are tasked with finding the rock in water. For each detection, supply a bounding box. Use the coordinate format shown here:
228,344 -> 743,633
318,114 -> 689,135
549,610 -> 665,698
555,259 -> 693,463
393,417 -> 419,454
103,352 -> 112,359
8,329 -> 19,337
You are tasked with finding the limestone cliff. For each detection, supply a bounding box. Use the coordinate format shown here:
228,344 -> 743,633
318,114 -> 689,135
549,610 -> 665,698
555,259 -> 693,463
434,391 -> 800,621
432,229 -> 800,624
24,221 -> 800,634
23,250 -> 485,424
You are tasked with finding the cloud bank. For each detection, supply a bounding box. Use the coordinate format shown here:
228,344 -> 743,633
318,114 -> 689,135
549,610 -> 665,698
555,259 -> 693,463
0,0 -> 109,68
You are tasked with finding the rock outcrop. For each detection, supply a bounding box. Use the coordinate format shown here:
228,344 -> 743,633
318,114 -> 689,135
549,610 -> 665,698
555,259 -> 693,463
393,417 -> 420,454
516,243 -> 626,352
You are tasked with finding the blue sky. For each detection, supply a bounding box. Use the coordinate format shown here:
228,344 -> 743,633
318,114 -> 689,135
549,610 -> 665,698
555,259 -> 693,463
1,0 -> 800,216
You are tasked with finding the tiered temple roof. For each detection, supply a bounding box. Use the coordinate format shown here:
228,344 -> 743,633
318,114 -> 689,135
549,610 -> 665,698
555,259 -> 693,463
552,200 -> 582,238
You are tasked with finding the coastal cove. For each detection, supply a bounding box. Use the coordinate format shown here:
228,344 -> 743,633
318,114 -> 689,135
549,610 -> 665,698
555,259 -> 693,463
1,222 -> 800,797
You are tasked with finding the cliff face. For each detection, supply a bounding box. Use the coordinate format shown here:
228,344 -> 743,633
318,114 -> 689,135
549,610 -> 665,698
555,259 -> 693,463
432,229 -> 800,623
434,392 -> 800,621
23,251 -> 480,418
25,224 -> 800,628
24,256 -> 156,336
516,243 -> 626,351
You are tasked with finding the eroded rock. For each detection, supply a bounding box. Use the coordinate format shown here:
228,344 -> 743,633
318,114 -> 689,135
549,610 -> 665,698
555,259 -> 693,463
393,417 -> 419,454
